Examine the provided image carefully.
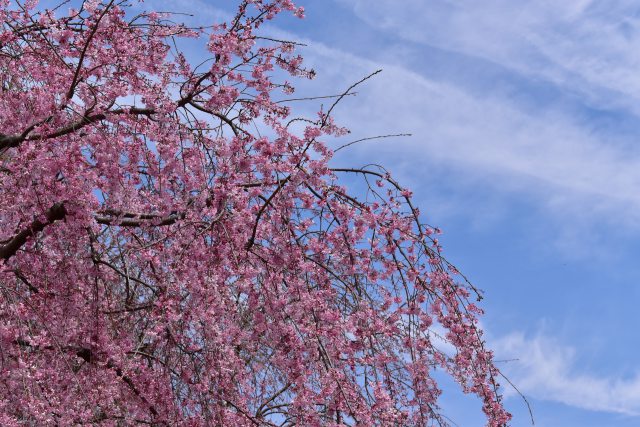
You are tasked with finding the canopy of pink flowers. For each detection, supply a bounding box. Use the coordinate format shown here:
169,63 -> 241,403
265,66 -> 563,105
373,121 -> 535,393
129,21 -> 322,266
0,1 -> 511,425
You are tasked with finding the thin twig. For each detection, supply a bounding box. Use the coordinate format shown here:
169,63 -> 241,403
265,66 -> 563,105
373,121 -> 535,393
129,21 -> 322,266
334,133 -> 411,153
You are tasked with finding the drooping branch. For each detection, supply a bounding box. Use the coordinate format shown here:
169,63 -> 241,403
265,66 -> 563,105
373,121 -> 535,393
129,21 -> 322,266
246,174 -> 292,250
95,209 -> 186,227
0,204 -> 192,262
0,202 -> 67,261
0,107 -> 156,152
12,339 -> 159,419
66,0 -> 116,100
0,104 -> 239,154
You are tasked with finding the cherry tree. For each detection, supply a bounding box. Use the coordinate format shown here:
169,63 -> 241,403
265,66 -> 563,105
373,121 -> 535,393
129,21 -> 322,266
0,0 -> 512,425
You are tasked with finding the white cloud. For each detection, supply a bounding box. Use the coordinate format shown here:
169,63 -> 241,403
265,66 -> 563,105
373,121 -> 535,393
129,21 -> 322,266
493,331 -> 640,416
340,0 -> 640,113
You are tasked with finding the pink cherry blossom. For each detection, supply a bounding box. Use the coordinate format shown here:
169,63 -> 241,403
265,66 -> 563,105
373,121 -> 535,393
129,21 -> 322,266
0,1 -> 511,425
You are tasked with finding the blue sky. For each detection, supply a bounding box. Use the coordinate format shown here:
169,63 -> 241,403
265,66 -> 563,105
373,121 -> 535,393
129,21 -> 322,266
44,0 -> 640,424
153,1 -> 640,425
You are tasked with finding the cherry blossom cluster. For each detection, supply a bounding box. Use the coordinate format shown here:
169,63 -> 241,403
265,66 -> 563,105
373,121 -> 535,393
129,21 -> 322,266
0,0 -> 511,425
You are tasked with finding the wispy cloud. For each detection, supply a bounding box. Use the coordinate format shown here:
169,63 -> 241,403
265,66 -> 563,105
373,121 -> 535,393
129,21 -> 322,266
493,331 -> 640,416
339,0 -> 640,113
296,41 -> 640,232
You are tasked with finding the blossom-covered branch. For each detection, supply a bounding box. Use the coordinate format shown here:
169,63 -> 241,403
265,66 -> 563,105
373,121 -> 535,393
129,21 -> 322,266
0,1 -> 511,425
